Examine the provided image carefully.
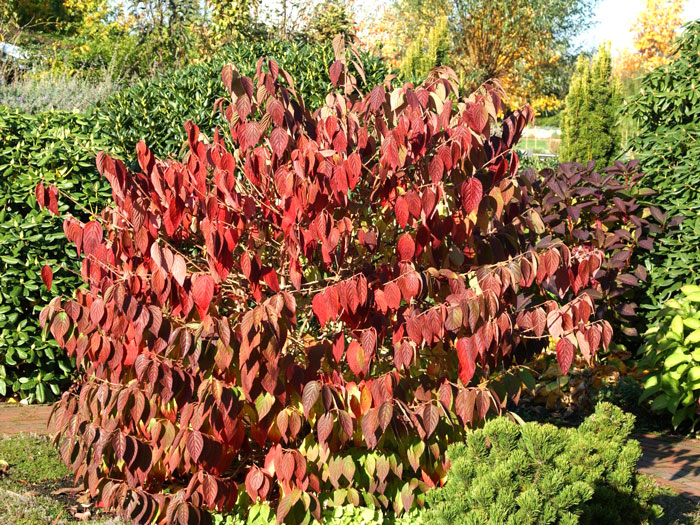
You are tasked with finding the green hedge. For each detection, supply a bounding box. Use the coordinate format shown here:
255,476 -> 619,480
628,21 -> 700,315
0,108 -> 109,401
95,39 -> 390,157
0,39 -> 391,402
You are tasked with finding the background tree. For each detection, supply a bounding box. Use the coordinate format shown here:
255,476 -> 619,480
450,0 -> 596,111
617,0 -> 686,78
399,16 -> 450,80
208,0 -> 260,41
559,44 -> 620,164
372,0 -> 597,112
9,0 -> 72,30
304,0 -> 356,42
127,0 -> 207,70
366,0 -> 450,68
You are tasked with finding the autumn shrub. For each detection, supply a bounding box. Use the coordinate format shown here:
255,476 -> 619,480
0,39 -> 388,402
639,284 -> 700,429
517,160 -> 660,340
424,402 -> 661,524
39,41 -> 612,524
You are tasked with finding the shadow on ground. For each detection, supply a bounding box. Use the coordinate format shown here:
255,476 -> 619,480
654,492 -> 700,524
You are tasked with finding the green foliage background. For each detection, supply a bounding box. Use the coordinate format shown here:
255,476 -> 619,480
639,284 -> 700,429
628,21 -> 700,312
0,39 -> 390,402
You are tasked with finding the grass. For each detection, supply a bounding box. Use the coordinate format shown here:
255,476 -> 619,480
0,433 -> 122,524
519,135 -> 561,155
0,433 -> 67,486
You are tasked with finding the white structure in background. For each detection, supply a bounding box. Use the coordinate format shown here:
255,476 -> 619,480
0,42 -> 29,84
521,127 -> 560,139
0,42 -> 29,61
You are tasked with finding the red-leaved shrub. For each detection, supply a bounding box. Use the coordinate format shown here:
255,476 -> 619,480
518,160 -> 659,338
39,43 -> 612,524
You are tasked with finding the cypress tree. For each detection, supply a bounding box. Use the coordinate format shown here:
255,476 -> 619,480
400,16 -> 450,80
560,44 -> 620,164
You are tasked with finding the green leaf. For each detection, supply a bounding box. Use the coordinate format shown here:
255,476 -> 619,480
685,329 -> 700,344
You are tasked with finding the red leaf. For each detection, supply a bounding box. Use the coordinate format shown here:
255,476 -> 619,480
347,341 -> 366,377
397,233 -> 415,261
460,178 -> 482,214
186,430 -> 204,463
312,292 -> 330,326
456,337 -> 476,384
532,308 -> 546,337
422,404 -> 439,437
269,127 -> 289,158
395,196 -> 409,229
333,333 -> 345,363
378,402 -> 393,432
556,337 -> 574,375
317,412 -> 333,445
242,122 -> 261,150
172,254 -> 187,287
422,187 -> 437,217
338,410 -> 353,438
476,390 -> 491,420
602,321 -> 613,349
35,182 -> 45,208
192,274 -> 215,318
369,85 -> 386,112
361,329 -> 376,356
429,156 -> 444,183
455,389 -> 476,425
361,408 -> 378,449
82,221 -> 103,256
202,475 -> 217,507
329,60 -> 343,87
47,186 -> 59,215
89,298 -> 104,325
439,382 -> 452,411
41,265 -> 53,291
384,282 -> 401,310
302,381 -> 320,417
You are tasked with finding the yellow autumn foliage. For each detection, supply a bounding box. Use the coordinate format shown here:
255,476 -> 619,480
616,0 -> 686,77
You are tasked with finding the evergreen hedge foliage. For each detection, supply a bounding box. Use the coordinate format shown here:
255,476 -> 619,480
96,39 -> 390,157
628,21 -> 700,313
425,403 -> 661,524
0,107 -> 110,401
0,39 -> 389,402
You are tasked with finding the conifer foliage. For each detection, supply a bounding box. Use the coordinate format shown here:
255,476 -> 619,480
37,40 -> 611,523
425,403 -> 661,524
559,44 -> 620,165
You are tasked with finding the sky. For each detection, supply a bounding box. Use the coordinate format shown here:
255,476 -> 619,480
575,0 -> 700,55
